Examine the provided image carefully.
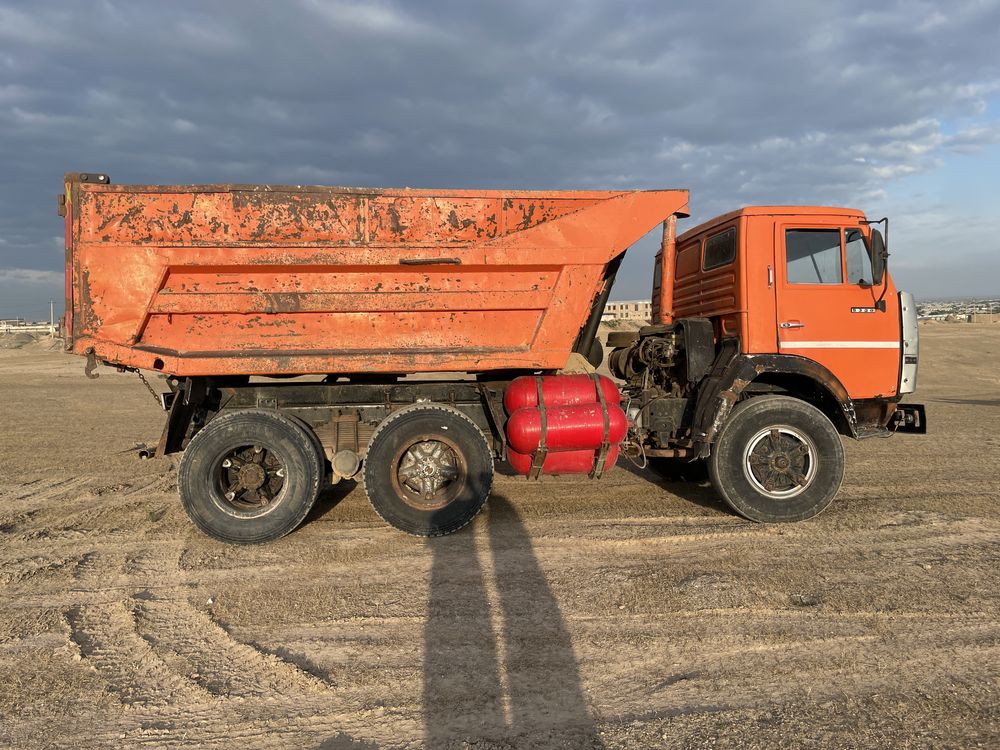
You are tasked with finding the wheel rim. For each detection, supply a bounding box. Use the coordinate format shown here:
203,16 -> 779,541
742,426 -> 817,499
391,435 -> 467,511
213,444 -> 287,515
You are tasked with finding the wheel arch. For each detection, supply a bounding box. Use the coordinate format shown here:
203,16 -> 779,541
692,353 -> 860,457
741,369 -> 854,437
739,355 -> 858,437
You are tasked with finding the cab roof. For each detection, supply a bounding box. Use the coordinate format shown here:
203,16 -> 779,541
677,205 -> 865,243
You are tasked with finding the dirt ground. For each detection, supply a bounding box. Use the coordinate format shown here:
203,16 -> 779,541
0,324 -> 998,749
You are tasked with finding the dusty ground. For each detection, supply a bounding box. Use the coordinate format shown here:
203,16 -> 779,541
0,325 -> 998,749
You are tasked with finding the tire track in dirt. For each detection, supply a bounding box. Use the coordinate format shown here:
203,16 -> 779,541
63,537 -> 331,715
96,709 -> 405,750
72,550 -> 101,581
65,601 -> 212,707
0,467 -> 175,536
122,471 -> 178,498
45,498 -> 159,538
133,595 -> 330,699
1,476 -> 95,503
0,552 -> 84,586
61,541 -> 208,708
575,617 -> 1000,721
526,514 -> 1000,564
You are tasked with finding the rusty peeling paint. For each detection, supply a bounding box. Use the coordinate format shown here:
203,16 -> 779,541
66,180 -> 688,376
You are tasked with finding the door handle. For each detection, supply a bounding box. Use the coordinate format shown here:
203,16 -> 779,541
780,321 -> 805,329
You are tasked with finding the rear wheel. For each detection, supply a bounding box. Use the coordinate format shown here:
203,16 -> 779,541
708,395 -> 844,523
363,404 -> 494,536
178,409 -> 323,543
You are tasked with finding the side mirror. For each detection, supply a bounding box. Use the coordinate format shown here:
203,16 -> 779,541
870,229 -> 887,285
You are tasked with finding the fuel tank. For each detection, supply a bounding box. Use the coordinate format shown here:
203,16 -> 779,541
503,374 -> 621,412
507,446 -> 621,476
506,402 -> 628,454
504,373 -> 627,477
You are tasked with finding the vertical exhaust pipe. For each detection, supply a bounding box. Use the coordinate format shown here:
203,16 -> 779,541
657,214 -> 677,325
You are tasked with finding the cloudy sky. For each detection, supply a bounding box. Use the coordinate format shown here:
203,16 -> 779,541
2,0 -> 999,320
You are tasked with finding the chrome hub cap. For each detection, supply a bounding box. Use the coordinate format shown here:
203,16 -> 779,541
398,440 -> 459,501
390,437 -> 468,511
742,426 -> 817,499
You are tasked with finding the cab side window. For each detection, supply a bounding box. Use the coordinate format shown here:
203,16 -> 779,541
845,228 -> 872,285
785,229 -> 842,284
703,227 -> 736,270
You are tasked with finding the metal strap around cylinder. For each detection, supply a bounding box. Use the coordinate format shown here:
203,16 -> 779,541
528,376 -> 547,480
590,373 -> 611,479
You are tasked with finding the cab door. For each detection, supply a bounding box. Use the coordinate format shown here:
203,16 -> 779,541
774,220 -> 899,399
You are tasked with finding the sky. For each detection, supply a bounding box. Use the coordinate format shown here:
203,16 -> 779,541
1,0 -> 1000,320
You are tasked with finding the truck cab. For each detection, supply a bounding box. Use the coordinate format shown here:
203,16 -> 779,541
610,205 -> 925,524
653,207 -> 917,402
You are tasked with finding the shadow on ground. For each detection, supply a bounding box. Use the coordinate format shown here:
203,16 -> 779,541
299,480 -> 358,528
422,494 -> 603,748
619,456 -> 730,516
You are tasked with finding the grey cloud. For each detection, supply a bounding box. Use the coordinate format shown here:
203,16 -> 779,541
1,0 -> 999,316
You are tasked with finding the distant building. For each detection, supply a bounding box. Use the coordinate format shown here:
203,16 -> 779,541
603,300 -> 652,323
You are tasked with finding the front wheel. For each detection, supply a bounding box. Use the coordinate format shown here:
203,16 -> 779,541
363,404 -> 494,536
708,395 -> 844,523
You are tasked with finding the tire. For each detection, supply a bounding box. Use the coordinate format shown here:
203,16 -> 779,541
286,413 -> 332,482
178,409 -> 323,544
708,395 -> 844,523
362,404 -> 494,536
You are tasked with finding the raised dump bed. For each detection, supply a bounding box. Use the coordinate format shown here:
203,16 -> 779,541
61,175 -> 689,376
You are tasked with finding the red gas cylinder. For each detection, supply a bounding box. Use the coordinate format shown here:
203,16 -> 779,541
507,446 -> 620,476
506,402 -> 628,454
503,374 -> 621,414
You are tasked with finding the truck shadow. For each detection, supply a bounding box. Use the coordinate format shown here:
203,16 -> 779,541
497,456 -> 729,517
618,458 -> 731,516
299,481 -> 359,528
423,493 -> 602,748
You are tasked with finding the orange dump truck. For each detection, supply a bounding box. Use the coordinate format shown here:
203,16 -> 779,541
60,173 -> 925,543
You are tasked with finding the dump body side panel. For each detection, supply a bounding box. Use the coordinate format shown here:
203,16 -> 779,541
65,182 -> 688,376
